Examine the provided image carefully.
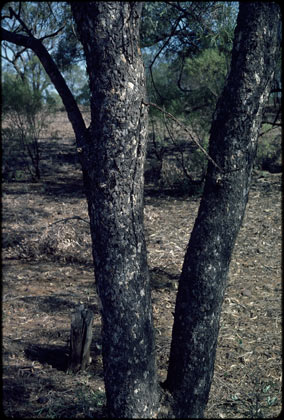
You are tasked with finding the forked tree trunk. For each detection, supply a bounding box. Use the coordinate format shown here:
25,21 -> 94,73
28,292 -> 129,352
2,2 -> 280,418
71,3 -> 158,418
164,3 -> 281,417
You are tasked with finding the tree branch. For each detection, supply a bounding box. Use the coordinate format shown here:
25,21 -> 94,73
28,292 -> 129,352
8,6 -> 34,37
143,100 -> 223,172
162,110 -> 205,183
148,14 -> 184,101
1,27 -> 88,148
39,25 -> 65,42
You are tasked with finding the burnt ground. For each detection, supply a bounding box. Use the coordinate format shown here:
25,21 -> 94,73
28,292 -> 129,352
1,117 -> 282,418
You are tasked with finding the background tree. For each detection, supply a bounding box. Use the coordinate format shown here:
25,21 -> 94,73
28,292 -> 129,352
1,2 -> 88,107
1,2 -> 281,418
141,2 -> 239,191
1,2 -> 65,180
1,2 -> 63,91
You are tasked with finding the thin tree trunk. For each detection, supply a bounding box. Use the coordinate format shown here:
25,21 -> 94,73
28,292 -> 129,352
165,3 -> 281,418
71,3 -> 159,418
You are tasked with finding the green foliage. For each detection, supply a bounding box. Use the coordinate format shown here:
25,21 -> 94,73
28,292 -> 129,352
144,46 -> 231,133
52,3 -> 85,71
2,72 -> 42,116
141,2 -> 238,194
145,59 -> 180,114
44,90 -> 64,109
184,48 -> 228,96
144,46 -> 228,193
182,48 -> 229,131
203,3 -> 237,55
61,64 -> 90,106
141,3 -> 179,48
54,29 -> 82,72
75,82 -> 90,106
142,2 -> 237,129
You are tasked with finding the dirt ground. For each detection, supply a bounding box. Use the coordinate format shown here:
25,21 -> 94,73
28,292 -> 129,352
2,114 -> 282,418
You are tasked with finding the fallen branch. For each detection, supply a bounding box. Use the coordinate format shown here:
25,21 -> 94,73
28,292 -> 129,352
48,216 -> 89,227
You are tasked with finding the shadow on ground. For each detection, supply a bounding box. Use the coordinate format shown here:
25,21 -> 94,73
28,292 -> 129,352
25,344 -> 69,372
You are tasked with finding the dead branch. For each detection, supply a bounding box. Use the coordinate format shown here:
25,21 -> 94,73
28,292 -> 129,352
143,101 -> 223,172
48,216 -> 89,227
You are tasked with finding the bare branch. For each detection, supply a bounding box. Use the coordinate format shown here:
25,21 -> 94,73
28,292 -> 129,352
48,216 -> 90,227
39,25 -> 65,42
143,100 -> 223,172
177,54 -> 197,93
8,6 -> 34,37
1,27 -> 88,149
148,14 -> 184,101
163,112 -> 194,181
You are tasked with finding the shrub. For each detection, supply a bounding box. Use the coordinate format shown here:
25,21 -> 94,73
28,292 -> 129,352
2,73 -> 51,181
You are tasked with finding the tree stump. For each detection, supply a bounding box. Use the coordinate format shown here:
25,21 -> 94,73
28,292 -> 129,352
68,304 -> 94,373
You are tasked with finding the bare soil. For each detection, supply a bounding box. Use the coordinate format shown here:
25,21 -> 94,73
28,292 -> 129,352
2,113 -> 282,418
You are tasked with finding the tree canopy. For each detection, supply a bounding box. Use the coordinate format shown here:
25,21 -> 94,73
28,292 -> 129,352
1,2 -> 239,112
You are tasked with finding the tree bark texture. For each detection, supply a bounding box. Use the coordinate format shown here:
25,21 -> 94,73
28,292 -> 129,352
71,3 -> 158,418
165,3 -> 281,418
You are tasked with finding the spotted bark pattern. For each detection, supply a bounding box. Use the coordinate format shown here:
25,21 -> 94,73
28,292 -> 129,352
71,3 -> 158,418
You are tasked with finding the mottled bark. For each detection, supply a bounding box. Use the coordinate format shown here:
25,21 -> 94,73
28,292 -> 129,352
165,3 -> 281,418
71,3 -> 158,418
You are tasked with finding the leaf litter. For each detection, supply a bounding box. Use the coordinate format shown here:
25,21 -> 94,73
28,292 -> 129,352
2,118 -> 282,418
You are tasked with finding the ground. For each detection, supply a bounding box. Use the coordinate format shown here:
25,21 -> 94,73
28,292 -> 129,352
2,112 -> 282,418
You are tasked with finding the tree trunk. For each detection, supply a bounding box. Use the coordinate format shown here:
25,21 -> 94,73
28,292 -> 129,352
164,3 -> 281,418
71,3 -> 158,418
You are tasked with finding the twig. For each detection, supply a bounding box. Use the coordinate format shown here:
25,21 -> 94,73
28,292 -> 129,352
163,114 -> 199,182
143,101 -> 223,172
148,14 -> 184,101
48,216 -> 89,227
8,6 -> 34,38
39,26 -> 65,42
